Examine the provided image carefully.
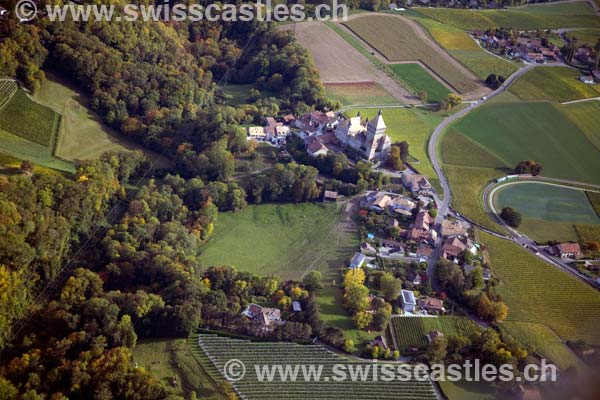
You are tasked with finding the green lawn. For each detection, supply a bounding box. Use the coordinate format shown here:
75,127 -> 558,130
517,1 -> 596,15
565,29 -> 600,46
587,191 -> 600,216
33,73 -> 166,166
482,232 -> 600,345
510,67 -> 600,103
415,5 -> 600,30
0,89 -> 59,147
343,15 -> 478,93
442,164 -> 505,232
316,286 -> 383,346
133,338 -> 229,400
410,15 -> 519,80
442,129 -> 509,169
389,63 -> 451,102
493,183 -> 599,242
562,101 -> 600,152
199,203 -> 358,280
500,321 -> 585,371
452,101 -> 600,184
324,82 -> 399,107
390,316 -> 480,351
346,107 -> 444,178
438,380 -> 499,400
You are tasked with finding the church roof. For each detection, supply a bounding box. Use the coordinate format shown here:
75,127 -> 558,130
368,109 -> 386,131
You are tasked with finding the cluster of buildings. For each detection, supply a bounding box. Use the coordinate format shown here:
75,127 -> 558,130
400,289 -> 445,315
472,31 -> 561,64
247,116 -> 293,146
295,110 -> 393,162
241,302 -> 303,333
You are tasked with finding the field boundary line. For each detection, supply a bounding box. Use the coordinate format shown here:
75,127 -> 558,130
561,96 -> 600,105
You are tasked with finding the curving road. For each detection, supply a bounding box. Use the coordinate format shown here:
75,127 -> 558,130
425,62 -> 600,290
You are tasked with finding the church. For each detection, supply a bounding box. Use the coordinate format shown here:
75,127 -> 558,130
334,109 -> 392,161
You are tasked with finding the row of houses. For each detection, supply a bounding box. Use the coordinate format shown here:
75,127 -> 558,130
472,31 -> 561,63
247,116 -> 292,144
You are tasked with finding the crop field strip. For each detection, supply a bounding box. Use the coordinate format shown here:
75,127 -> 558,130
481,232 -> 600,345
415,4 -> 600,30
0,80 -> 18,110
390,316 -> 480,351
410,15 -> 518,80
343,15 -> 478,94
388,63 -> 451,102
510,67 -> 600,103
198,334 -> 438,399
0,89 -> 60,147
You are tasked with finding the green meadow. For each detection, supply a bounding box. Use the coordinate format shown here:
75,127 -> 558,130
389,63 -> 451,102
510,67 -> 600,103
199,203 -> 358,280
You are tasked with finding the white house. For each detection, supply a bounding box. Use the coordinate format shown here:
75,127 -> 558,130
400,290 -> 417,313
247,126 -> 267,141
349,252 -> 366,269
579,75 -> 595,84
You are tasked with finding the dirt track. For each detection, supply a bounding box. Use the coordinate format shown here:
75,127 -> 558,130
293,22 -> 419,104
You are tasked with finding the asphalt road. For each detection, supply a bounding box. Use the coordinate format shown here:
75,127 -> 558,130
425,62 -> 600,290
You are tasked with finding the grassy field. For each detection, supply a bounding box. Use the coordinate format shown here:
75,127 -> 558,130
500,321 -> 585,371
316,286 -> 383,346
389,63 -> 451,102
452,101 -> 600,184
442,129 -> 509,169
33,73 -> 166,165
346,107 -> 444,178
0,80 -> 18,110
0,129 -> 74,173
562,101 -> 600,151
443,164 -> 505,232
0,88 -> 60,147
482,232 -> 600,345
510,67 -> 600,103
565,28 -> 600,46
438,380 -> 498,400
343,15 -> 478,93
133,338 -> 230,400
493,183 -> 600,242
574,224 -> 600,242
411,15 -> 519,80
415,5 -> 600,30
199,203 -> 358,280
389,316 -> 480,351
587,191 -> 600,216
198,334 -> 438,400
517,1 -> 596,15
324,82 -> 399,106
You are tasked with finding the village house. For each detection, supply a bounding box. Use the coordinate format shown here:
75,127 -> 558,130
349,252 -> 367,269
553,243 -> 582,259
388,196 -> 417,215
416,243 -> 433,259
295,110 -> 336,135
407,271 -> 422,286
579,75 -> 595,84
371,335 -> 389,350
335,109 -> 392,161
378,239 -> 406,259
400,290 -> 417,313
242,303 -> 283,331
367,193 -> 392,212
306,135 -> 329,157
265,117 -> 290,141
441,219 -> 467,238
426,330 -> 444,343
323,190 -> 338,202
247,126 -> 267,141
402,173 -> 432,194
419,297 -> 445,314
360,242 -> 377,255
414,210 -> 433,230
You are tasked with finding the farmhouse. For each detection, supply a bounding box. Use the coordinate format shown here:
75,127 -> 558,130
335,109 -> 392,161
400,290 -> 417,313
402,173 -> 432,194
553,243 -> 582,259
349,252 -> 367,269
242,303 -> 283,330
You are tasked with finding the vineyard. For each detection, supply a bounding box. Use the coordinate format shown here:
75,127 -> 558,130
0,80 -> 18,110
197,334 -> 438,400
390,316 -> 481,351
